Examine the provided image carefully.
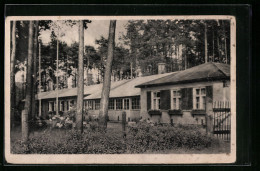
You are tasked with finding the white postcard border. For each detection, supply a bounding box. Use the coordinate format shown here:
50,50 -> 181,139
4,15 -> 236,164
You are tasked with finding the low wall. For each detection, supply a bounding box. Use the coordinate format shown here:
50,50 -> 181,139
150,110 -> 205,125
87,109 -> 140,121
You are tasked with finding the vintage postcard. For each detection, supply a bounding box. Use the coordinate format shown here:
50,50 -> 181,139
5,15 -> 236,164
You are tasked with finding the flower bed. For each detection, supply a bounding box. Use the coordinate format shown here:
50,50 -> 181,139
191,110 -> 206,116
168,109 -> 182,115
148,110 -> 162,115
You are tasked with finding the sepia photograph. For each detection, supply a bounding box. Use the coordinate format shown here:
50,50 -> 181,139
5,15 -> 236,164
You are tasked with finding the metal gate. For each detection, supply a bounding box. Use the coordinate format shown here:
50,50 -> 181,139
213,101 -> 231,141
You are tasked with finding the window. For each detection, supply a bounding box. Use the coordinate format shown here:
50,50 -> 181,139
132,97 -> 140,109
123,98 -> 130,110
69,100 -> 75,110
84,101 -> 87,110
116,98 -> 123,110
171,90 -> 181,110
194,88 -> 206,110
152,91 -> 160,110
95,99 -> 100,110
60,101 -> 65,111
108,99 -> 115,110
86,100 -> 94,110
66,101 -> 69,111
48,101 -> 54,111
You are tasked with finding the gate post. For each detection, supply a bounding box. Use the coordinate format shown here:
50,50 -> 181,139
122,111 -> 126,138
206,115 -> 213,135
21,109 -> 29,142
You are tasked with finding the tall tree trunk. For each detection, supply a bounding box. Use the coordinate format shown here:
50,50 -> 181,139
22,21 -> 34,142
130,62 -> 133,79
130,48 -> 133,79
176,45 -> 179,60
183,44 -> 187,70
38,41 -> 42,116
204,22 -> 208,63
22,74 -> 25,97
217,35 -> 220,62
56,27 -> 59,116
135,49 -> 138,78
44,69 -> 47,91
223,21 -> 228,64
76,20 -> 84,133
224,35 -> 227,64
31,21 -> 39,119
10,21 -> 16,129
212,29 -> 215,62
99,20 -> 116,130
66,55 -> 69,88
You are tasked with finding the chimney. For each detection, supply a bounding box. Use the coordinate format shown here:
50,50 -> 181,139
158,63 -> 166,74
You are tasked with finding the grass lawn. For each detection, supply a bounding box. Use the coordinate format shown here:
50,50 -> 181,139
10,122 -> 230,154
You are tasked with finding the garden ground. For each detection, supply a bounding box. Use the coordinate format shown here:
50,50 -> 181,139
10,122 -> 230,154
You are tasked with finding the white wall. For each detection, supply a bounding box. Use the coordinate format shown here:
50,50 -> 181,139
140,80 -> 230,124
87,109 -> 140,121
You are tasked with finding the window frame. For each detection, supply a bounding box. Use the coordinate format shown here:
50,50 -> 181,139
151,91 -> 161,110
83,101 -> 86,110
66,101 -> 69,111
68,100 -> 75,110
116,98 -> 123,110
59,100 -> 65,111
123,98 -> 130,110
86,100 -> 94,110
193,87 -> 206,110
171,89 -> 181,110
94,99 -> 100,110
108,98 -> 115,110
132,97 -> 140,110
48,101 -> 55,112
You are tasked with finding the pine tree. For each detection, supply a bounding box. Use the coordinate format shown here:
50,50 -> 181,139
10,21 -> 17,129
76,20 -> 84,133
31,21 -> 39,119
99,20 -> 116,130
22,21 -> 34,142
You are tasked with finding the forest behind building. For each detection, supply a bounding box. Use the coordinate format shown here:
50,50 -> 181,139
13,19 -> 230,94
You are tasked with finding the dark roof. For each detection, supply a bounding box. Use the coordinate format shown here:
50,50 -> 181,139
135,62 -> 230,88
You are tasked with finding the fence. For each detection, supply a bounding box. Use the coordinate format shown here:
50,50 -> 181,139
213,101 -> 231,141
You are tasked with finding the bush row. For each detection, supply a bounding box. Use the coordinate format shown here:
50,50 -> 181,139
12,122 -> 220,154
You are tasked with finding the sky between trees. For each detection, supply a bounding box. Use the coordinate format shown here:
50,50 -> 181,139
14,19 -> 231,88
40,20 -> 128,48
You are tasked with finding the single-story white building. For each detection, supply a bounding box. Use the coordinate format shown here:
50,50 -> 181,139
135,62 -> 230,125
36,72 -> 172,121
84,72 -> 172,121
36,62 -> 230,125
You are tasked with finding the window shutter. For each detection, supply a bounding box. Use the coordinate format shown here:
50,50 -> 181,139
206,86 -> 213,103
160,90 -> 171,110
187,88 -> 193,109
181,88 -> 187,109
181,88 -> 193,110
147,91 -> 151,110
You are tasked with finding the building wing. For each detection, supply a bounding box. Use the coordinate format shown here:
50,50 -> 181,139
135,62 -> 230,88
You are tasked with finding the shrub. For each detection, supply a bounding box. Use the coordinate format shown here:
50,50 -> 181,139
89,121 -> 99,131
30,116 -> 47,130
126,122 -> 217,152
12,121 -> 221,154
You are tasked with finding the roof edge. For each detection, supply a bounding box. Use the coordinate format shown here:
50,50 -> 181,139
212,62 -> 230,77
135,76 -> 230,88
